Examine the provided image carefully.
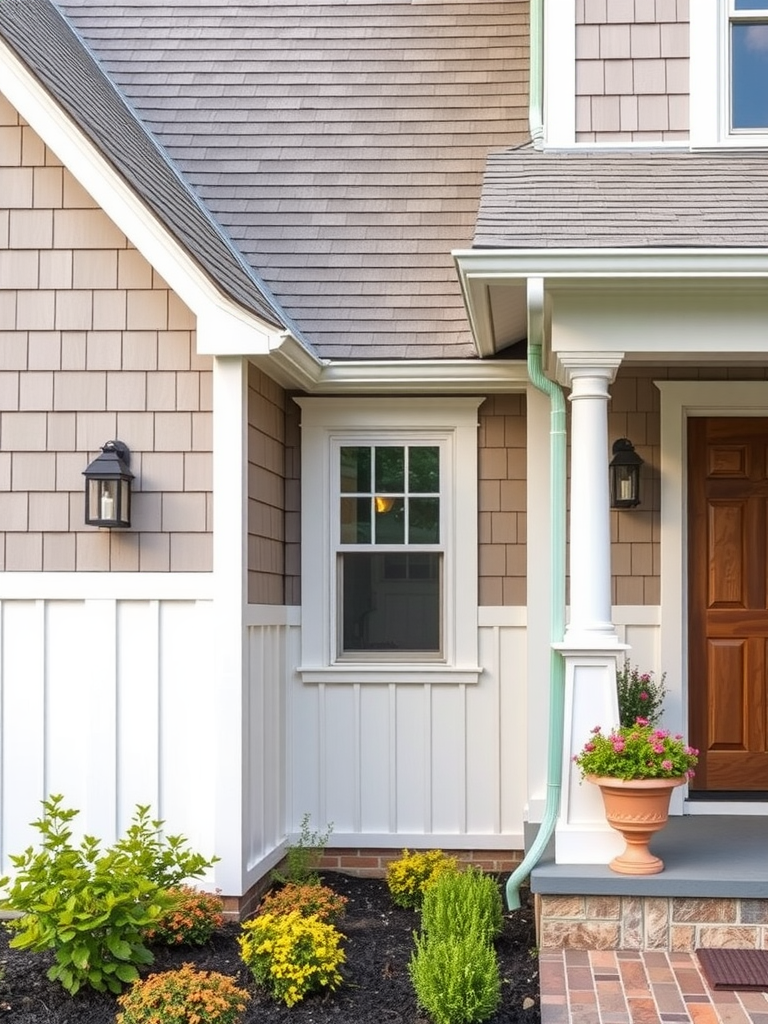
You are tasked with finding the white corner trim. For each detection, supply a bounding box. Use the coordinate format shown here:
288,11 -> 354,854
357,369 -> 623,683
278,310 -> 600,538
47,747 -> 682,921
689,0 -> 722,147
543,0 -> 576,147
0,38 -> 279,350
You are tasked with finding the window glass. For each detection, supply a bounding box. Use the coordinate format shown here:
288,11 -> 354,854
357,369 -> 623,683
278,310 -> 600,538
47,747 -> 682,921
409,446 -> 439,492
340,447 -> 370,492
340,496 -> 371,543
731,21 -> 768,128
341,552 -> 441,652
338,443 -> 442,656
375,447 -> 404,492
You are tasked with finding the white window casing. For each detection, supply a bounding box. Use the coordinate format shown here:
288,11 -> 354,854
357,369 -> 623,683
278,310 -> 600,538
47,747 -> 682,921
295,397 -> 482,684
691,0 -> 768,147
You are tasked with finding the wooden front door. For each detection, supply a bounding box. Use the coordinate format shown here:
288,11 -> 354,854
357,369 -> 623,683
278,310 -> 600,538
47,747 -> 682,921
688,417 -> 768,792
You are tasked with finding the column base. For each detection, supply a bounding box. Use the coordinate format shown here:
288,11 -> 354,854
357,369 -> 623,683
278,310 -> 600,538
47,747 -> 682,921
554,643 -> 628,867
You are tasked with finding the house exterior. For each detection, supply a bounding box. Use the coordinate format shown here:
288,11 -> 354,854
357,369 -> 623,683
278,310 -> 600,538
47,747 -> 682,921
0,0 -> 767,920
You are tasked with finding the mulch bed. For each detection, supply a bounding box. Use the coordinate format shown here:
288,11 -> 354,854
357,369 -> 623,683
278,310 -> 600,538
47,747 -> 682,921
0,873 -> 540,1024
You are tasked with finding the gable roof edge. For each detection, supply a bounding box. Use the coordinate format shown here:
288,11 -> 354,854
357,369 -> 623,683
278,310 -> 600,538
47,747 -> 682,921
0,31 -> 315,363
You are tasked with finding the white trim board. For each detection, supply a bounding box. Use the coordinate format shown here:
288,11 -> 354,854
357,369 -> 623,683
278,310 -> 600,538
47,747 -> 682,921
0,573 -> 214,601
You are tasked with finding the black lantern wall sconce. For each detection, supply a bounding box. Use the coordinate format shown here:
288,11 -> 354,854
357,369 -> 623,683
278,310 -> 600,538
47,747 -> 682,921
609,438 -> 643,509
83,441 -> 134,528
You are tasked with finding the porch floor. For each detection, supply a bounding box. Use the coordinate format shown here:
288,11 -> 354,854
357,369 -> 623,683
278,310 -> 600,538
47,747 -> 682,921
530,815 -> 768,898
532,817 -> 768,1024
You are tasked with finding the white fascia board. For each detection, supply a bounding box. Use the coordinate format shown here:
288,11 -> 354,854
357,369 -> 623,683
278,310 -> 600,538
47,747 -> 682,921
251,342 -> 530,394
311,359 -> 529,394
0,39 -> 280,353
454,247 -> 768,280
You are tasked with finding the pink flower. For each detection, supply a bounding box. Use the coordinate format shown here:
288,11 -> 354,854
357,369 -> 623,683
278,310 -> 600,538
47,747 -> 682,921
612,740 -> 625,753
584,742 -> 596,753
661,760 -> 673,772
640,674 -> 650,682
652,744 -> 665,754
635,717 -> 649,726
639,691 -> 648,701
590,726 -> 602,734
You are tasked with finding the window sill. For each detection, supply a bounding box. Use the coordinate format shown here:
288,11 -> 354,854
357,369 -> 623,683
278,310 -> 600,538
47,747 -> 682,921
297,665 -> 483,685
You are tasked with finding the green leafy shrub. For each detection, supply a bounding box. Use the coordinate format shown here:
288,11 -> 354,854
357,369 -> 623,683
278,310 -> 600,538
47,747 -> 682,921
239,910 -> 345,1006
0,795 -> 217,995
409,932 -> 501,1024
616,660 -> 667,728
116,963 -> 249,1024
386,849 -> 458,910
144,886 -> 224,946
258,881 -> 347,924
272,813 -> 334,886
421,867 -> 503,944
112,805 -> 219,888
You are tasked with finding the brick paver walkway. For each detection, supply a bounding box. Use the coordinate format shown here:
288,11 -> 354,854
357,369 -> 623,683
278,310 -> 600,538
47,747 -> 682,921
540,949 -> 768,1024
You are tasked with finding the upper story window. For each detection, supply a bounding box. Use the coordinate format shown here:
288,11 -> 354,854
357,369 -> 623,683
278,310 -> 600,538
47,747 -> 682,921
691,0 -> 768,145
296,397 -> 481,684
730,1 -> 768,131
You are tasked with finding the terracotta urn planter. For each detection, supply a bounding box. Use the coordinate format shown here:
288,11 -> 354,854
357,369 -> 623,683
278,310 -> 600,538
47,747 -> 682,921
587,775 -> 686,875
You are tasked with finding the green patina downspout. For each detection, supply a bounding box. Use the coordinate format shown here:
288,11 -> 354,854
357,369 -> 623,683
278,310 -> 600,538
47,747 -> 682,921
506,280 -> 566,911
529,0 -> 545,146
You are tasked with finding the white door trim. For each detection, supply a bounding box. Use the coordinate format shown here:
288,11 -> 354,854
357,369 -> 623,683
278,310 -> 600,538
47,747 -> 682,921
658,381 -> 768,814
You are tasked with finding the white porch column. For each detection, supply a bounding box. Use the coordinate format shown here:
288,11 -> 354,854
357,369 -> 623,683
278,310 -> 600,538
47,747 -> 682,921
554,353 -> 627,864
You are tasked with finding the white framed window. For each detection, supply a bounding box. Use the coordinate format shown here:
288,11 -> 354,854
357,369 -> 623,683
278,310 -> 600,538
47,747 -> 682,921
295,397 -> 482,684
691,0 -> 768,145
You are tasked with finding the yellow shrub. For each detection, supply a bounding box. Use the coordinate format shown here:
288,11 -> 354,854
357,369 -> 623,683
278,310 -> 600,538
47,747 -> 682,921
239,910 -> 345,1007
386,849 -> 458,909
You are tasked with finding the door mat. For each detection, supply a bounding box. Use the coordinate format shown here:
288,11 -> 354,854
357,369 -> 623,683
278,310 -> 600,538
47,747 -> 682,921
696,948 -> 768,991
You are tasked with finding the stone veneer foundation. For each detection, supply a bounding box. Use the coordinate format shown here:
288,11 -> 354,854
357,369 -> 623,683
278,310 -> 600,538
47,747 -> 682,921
539,894 -> 768,952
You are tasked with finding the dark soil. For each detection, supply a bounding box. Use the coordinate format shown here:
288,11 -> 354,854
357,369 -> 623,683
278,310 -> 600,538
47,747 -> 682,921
0,873 -> 540,1024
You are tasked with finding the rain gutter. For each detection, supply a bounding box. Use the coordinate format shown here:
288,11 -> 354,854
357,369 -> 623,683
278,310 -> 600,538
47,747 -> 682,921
506,279 -> 566,910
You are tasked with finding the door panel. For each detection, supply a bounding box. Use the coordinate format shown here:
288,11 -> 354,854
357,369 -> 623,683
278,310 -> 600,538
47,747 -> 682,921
688,418 -> 768,791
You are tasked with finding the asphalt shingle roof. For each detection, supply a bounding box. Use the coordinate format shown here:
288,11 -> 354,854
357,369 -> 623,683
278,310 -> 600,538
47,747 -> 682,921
52,0 -> 530,360
474,147 -> 768,249
0,0 -> 295,335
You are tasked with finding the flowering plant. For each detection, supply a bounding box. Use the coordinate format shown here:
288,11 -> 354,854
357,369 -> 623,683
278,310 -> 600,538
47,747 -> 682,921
573,719 -> 698,781
616,660 -> 666,728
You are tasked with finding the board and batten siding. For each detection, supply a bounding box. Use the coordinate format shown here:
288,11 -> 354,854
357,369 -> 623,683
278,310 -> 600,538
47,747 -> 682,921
287,609 -> 529,849
0,584 -> 663,887
0,584 -> 296,896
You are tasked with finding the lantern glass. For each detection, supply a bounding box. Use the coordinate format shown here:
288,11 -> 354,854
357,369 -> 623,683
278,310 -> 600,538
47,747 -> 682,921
83,441 -> 133,527
609,438 -> 643,509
